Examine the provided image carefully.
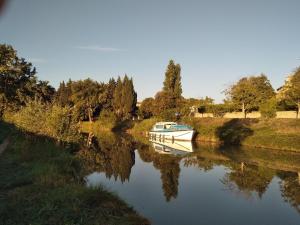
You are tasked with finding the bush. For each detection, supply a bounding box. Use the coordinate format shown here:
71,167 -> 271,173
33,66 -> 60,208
260,98 -> 277,119
3,101 -> 80,143
159,109 -> 179,121
131,117 -> 159,134
207,104 -> 228,118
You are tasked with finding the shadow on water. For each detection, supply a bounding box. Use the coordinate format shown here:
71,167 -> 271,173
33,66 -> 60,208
215,119 -> 256,146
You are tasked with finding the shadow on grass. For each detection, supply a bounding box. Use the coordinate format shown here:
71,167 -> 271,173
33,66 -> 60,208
0,120 -> 150,225
215,119 -> 256,146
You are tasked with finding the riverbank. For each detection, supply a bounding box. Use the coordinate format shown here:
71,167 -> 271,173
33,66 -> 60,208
130,118 -> 300,152
0,122 -> 149,225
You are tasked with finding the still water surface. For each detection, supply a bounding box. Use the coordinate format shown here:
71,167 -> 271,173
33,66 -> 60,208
81,133 -> 300,225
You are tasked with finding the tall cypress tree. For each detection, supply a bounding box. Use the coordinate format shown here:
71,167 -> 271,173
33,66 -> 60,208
112,75 -> 137,119
162,60 -> 182,108
113,76 -> 123,117
163,60 -> 182,98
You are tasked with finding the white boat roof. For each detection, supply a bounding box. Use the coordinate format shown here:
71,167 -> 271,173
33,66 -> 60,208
155,122 -> 177,126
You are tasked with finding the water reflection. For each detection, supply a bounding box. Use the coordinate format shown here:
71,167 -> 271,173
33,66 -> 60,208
80,132 -> 300,224
150,138 -> 194,155
138,141 -> 181,201
79,132 -> 135,182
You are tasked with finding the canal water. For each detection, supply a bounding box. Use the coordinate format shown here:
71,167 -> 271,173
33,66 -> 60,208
81,133 -> 300,225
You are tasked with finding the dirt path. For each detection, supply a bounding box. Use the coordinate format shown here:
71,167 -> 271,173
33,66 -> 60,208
0,138 -> 9,156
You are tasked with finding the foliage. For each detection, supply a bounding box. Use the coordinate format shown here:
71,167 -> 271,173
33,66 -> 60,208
260,98 -> 277,118
0,44 -> 54,115
55,76 -> 137,121
163,59 -> 182,99
153,91 -> 176,116
70,78 -> 105,122
207,104 -> 230,118
225,74 -> 275,117
138,97 -> 155,119
279,67 -> 300,117
130,117 -> 160,135
159,108 -> 179,121
3,101 -> 80,143
112,75 -> 137,119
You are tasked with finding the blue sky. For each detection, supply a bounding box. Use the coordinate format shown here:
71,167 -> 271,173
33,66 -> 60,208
0,0 -> 299,102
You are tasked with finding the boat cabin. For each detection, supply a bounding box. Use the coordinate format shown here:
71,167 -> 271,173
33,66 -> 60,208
152,122 -> 177,131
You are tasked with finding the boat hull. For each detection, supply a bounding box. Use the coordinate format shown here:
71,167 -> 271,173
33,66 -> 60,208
149,130 -> 195,141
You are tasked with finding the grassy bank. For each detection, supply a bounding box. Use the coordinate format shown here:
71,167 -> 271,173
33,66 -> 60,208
0,122 -> 149,225
131,118 -> 300,152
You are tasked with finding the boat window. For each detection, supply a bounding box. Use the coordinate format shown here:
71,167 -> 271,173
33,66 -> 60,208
156,125 -> 164,129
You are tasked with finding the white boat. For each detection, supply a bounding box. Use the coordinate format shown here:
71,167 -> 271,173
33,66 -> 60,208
149,122 -> 195,141
150,139 -> 194,155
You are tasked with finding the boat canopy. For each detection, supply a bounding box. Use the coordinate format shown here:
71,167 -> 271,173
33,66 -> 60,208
155,122 -> 177,126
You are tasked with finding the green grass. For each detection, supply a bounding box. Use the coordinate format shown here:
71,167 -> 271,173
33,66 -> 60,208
0,126 -> 149,225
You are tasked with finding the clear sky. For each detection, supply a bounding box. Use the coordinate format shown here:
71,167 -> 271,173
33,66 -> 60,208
0,0 -> 299,102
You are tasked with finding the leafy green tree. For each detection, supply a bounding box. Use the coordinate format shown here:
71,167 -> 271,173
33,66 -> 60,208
139,97 -> 155,119
280,68 -> 300,118
0,44 -> 55,116
70,79 -> 104,122
225,74 -> 275,118
153,91 -> 176,116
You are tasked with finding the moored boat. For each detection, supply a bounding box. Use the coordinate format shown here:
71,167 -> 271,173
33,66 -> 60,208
149,122 -> 195,141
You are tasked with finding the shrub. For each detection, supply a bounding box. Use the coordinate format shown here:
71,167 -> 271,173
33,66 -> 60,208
260,98 -> 277,119
207,104 -> 228,118
3,101 -> 80,143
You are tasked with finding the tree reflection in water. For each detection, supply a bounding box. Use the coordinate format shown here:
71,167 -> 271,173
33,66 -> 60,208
221,164 -> 275,199
278,171 -> 300,213
138,144 -> 181,202
78,132 -> 135,183
79,133 -> 300,213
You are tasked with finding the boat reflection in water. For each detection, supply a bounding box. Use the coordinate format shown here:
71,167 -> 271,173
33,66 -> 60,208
149,137 -> 194,156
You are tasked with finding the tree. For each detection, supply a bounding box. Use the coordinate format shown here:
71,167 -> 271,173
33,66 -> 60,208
153,91 -> 176,116
0,44 -> 54,115
225,74 -> 275,118
112,76 -> 123,117
139,97 -> 155,119
112,75 -> 137,119
55,80 -> 72,106
280,68 -> 300,118
163,60 -> 182,98
100,78 -> 116,111
122,75 -> 137,118
70,79 -> 103,122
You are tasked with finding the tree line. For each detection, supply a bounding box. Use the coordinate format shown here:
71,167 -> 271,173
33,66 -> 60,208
0,44 -> 137,124
138,60 -> 300,119
1,42 -> 300,128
